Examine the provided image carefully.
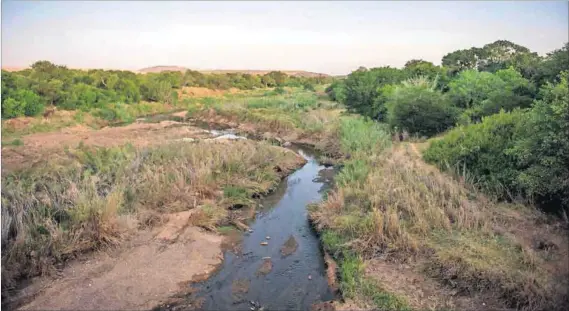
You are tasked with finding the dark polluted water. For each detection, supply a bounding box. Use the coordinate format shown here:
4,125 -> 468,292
169,146 -> 335,311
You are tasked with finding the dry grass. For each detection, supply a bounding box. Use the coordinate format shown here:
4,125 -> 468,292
185,90 -> 343,145
1,101 -> 174,139
311,122 -> 569,311
1,140 -> 304,291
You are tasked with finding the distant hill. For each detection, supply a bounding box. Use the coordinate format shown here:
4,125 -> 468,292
2,66 -> 27,72
137,66 -> 330,77
2,65 -> 331,78
136,66 -> 189,74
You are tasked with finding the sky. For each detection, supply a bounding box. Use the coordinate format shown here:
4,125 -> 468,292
1,1 -> 568,75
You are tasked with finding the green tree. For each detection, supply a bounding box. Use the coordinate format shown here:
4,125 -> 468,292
448,67 -> 533,122
534,43 -> 569,87
386,77 -> 457,137
342,67 -> 406,120
509,71 -> 569,212
441,48 -> 484,75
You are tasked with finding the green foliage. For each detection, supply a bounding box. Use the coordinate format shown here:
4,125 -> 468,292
424,110 -> 526,198
273,86 -> 286,95
448,67 -> 533,122
336,159 -> 369,187
2,138 -> 24,147
325,80 -> 346,102
93,103 -> 134,124
2,98 -> 26,119
509,72 -> 569,212
342,67 -> 407,121
386,79 -> 458,137
441,40 -> 540,78
425,72 -> 569,213
534,42 -> 569,86
1,89 -> 45,118
1,62 -> 329,120
339,117 -> 391,154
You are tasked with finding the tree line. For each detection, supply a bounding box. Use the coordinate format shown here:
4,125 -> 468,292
1,62 -> 331,119
327,40 -> 568,214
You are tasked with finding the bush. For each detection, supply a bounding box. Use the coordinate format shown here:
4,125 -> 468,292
1,98 -> 26,119
21,91 -> 45,116
386,80 -> 458,137
342,67 -> 407,121
509,71 -> 569,212
425,72 -> 568,213
424,110 -> 526,198
273,86 -> 286,95
93,103 -> 134,123
448,68 -> 534,122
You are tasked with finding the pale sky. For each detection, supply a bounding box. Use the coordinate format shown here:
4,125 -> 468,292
1,1 -> 568,75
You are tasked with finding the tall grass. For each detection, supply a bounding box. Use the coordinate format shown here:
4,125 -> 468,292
311,120 -> 568,310
1,140 -> 304,288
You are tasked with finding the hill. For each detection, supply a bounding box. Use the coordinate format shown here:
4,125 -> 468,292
137,66 -> 330,77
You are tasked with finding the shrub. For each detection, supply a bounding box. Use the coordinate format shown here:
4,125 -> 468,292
425,72 -> 569,213
21,91 -> 45,116
1,90 -> 45,118
342,67 -> 407,121
448,67 -> 534,122
93,103 -> 134,123
423,110 -> 526,198
1,98 -> 26,119
509,71 -> 569,212
273,86 -> 286,95
386,80 -> 458,137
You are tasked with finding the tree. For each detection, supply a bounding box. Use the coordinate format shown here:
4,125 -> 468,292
261,75 -> 276,87
477,40 -> 532,73
441,48 -> 484,75
509,71 -> 569,212
447,67 -> 533,122
404,59 -> 439,77
534,43 -> 569,87
266,71 -> 287,86
342,67 -> 406,120
386,78 -> 458,137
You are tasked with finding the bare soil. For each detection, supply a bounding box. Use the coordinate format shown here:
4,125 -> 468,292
363,258 -> 510,311
15,212 -> 224,311
1,120 -> 211,172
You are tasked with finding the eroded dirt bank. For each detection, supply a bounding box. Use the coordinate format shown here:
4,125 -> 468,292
17,213 -> 223,311
1,120 -> 212,172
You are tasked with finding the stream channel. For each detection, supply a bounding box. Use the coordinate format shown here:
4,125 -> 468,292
163,124 -> 337,311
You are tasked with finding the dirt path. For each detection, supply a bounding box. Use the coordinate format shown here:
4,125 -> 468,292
15,212 -> 223,311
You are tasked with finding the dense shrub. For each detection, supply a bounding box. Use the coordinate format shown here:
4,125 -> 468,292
1,98 -> 25,119
509,72 -> 569,212
1,89 -> 45,118
424,110 -> 526,197
342,67 -> 407,121
425,74 -> 568,212
447,67 -> 534,123
386,78 -> 458,137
